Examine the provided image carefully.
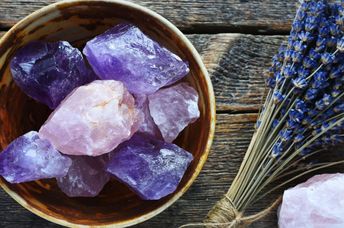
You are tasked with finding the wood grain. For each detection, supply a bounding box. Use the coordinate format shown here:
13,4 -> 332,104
187,34 -> 285,111
0,113 -> 279,228
0,0 -> 297,33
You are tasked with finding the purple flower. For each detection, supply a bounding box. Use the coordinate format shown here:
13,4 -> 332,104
337,37 -> 344,51
289,109 -> 304,123
273,91 -> 285,104
303,57 -> 317,69
305,88 -> 318,100
280,129 -> 293,142
321,52 -> 335,64
293,77 -> 308,89
294,134 -> 305,143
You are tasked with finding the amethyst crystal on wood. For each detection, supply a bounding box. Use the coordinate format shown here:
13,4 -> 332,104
83,23 -> 189,94
107,133 -> 193,200
10,41 -> 96,109
148,83 -> 200,142
0,131 -> 72,183
57,155 -> 110,197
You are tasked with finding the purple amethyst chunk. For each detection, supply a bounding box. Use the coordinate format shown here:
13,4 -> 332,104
83,23 -> 189,94
106,133 -> 193,200
10,41 -> 97,109
57,155 -> 110,197
148,83 -> 200,142
135,94 -> 162,139
0,131 -> 72,183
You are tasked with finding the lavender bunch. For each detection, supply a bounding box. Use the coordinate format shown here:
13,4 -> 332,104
203,1 -> 344,227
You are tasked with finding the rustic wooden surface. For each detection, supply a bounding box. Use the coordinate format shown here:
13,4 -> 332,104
0,0 -> 296,227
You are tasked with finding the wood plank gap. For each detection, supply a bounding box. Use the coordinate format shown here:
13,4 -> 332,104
217,110 -> 260,115
181,26 -> 291,36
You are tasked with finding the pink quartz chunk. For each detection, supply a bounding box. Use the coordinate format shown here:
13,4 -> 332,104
39,80 -> 142,156
57,155 -> 110,197
148,83 -> 200,142
135,95 -> 162,139
278,173 -> 344,228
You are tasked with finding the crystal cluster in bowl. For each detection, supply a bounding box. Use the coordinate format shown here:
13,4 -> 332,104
0,23 -> 200,200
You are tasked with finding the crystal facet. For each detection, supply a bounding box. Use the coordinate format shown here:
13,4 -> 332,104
0,131 -> 72,183
135,95 -> 162,139
278,173 -> 344,228
107,133 -> 193,200
10,41 -> 96,109
39,80 -> 142,156
57,155 -> 110,197
148,83 -> 200,142
83,23 -> 189,94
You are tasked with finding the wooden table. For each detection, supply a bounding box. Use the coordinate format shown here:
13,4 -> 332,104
0,1 -> 297,227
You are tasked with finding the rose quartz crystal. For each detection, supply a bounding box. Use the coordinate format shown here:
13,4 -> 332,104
39,80 -> 142,156
278,173 -> 344,228
148,83 -> 200,142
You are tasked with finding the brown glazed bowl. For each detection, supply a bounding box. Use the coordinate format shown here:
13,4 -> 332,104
0,0 -> 215,227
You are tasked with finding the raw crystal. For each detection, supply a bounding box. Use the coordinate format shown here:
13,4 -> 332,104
57,155 -> 110,197
135,95 -> 162,139
39,80 -> 142,156
83,23 -> 189,94
148,83 -> 200,142
107,133 -> 193,200
10,41 -> 96,109
0,131 -> 71,183
278,173 -> 344,228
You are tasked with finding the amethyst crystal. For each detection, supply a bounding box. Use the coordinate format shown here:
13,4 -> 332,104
135,95 -> 162,139
0,131 -> 72,183
83,23 -> 189,94
10,41 -> 96,109
57,155 -> 110,197
107,133 -> 193,200
148,83 -> 200,142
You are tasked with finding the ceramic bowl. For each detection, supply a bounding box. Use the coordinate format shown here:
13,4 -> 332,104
0,0 -> 216,227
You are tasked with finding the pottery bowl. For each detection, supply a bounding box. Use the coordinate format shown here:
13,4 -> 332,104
0,0 -> 216,227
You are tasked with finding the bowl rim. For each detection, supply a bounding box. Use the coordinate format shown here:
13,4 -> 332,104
0,0 -> 216,227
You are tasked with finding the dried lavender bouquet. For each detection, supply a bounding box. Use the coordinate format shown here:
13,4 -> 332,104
201,0 -> 344,227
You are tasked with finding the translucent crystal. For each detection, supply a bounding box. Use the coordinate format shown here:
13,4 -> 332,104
148,83 -> 200,142
10,41 -> 96,109
0,131 -> 72,183
39,80 -> 142,156
83,23 -> 189,94
107,133 -> 193,200
279,174 -> 344,228
57,155 -> 110,197
135,95 -> 162,139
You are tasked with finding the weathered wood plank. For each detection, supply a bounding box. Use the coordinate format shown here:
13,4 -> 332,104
0,0 -> 297,33
0,113 -> 279,227
0,31 -> 286,112
187,34 -> 286,111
